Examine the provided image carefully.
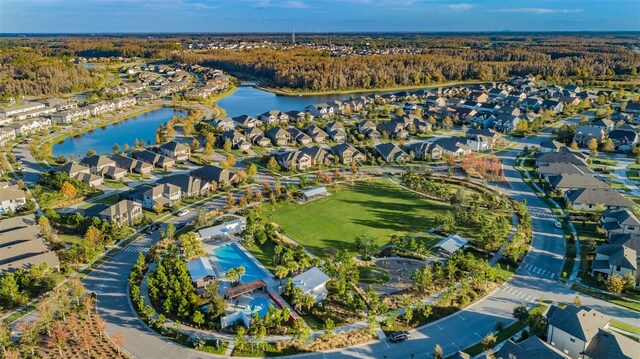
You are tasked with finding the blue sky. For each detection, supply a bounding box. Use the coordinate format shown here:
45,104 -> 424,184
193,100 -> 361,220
1,0 -> 638,33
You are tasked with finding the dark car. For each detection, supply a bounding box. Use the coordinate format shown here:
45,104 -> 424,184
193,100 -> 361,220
389,331 -> 411,343
593,167 -> 603,172
602,170 -> 611,175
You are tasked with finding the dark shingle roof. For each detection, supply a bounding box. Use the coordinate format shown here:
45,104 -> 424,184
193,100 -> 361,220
546,305 -> 610,341
584,329 -> 638,359
495,337 -> 569,359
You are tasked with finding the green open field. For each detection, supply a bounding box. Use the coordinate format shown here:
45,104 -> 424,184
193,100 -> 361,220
264,179 -> 455,257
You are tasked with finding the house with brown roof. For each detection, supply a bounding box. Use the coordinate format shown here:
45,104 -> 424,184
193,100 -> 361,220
375,143 -> 409,164
56,162 -> 103,187
266,127 -> 291,146
158,174 -> 211,198
565,188 -> 636,211
276,150 -> 312,171
190,165 -> 239,186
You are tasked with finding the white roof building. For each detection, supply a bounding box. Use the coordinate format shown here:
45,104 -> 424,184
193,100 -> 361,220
186,257 -> 216,282
300,186 -> 329,201
292,267 -> 331,303
434,234 -> 469,255
198,218 -> 246,240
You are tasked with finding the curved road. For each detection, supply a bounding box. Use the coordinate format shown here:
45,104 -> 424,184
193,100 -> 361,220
81,132 -> 640,359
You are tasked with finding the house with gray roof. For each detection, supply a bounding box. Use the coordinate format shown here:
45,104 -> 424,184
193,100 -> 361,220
326,122 -> 347,142
375,143 -> 409,164
495,336 -> 569,359
410,141 -> 443,161
158,174 -> 210,198
158,140 -> 190,163
536,148 -> 589,167
537,163 -> 592,179
97,199 -> 142,226
584,328 -> 638,359
306,125 -> 328,143
573,125 -> 606,147
80,155 -> 117,177
275,150 -> 312,171
565,188 -> 635,211
546,305 -> 610,359
330,143 -> 365,165
288,128 -> 313,146
546,174 -> 609,194
291,267 -> 331,303
539,140 -> 564,153
299,146 -> 334,166
591,244 -> 637,282
232,115 -> 261,128
132,150 -> 175,169
187,257 -> 216,289
190,165 -> 238,186
600,209 -> 640,239
109,154 -> 152,175
266,127 -> 291,146
432,137 -> 471,157
0,183 -> 27,215
608,129 -> 638,152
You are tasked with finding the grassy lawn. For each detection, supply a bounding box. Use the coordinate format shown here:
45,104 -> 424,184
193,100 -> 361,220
610,320 -> 640,335
263,179 -> 453,256
626,170 -> 640,182
571,285 -> 640,312
103,179 -> 127,189
591,158 -> 618,166
610,182 -> 631,192
78,193 -> 120,209
358,266 -> 392,285
245,239 -> 278,273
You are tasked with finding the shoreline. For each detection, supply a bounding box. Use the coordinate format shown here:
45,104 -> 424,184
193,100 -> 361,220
255,80 -> 491,97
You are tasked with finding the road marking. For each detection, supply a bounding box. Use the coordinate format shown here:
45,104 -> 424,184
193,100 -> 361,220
525,295 -> 532,301
456,313 -> 465,320
550,273 -> 556,279
519,292 -> 527,299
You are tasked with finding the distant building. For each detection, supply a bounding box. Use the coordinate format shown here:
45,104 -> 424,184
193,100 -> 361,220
291,267 -> 331,303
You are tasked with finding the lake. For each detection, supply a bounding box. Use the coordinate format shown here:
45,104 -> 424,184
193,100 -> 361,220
217,86 -> 379,118
53,107 -> 186,159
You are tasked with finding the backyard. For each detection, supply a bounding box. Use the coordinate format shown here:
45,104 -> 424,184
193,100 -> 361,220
263,179 -> 459,257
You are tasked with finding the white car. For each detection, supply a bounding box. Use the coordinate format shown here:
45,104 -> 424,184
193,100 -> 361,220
554,221 -> 562,229
177,209 -> 190,217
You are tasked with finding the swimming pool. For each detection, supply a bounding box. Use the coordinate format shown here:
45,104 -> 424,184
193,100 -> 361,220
242,297 -> 277,318
213,243 -> 267,283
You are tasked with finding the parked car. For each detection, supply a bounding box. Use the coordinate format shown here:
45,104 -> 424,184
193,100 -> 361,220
389,331 -> 411,343
602,170 -> 611,175
554,221 -> 562,229
593,167 -> 603,172
177,209 -> 190,217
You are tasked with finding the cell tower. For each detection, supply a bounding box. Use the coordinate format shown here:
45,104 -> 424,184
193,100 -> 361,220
292,28 -> 296,46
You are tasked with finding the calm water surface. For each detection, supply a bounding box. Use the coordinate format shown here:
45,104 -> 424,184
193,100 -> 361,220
53,107 -> 186,158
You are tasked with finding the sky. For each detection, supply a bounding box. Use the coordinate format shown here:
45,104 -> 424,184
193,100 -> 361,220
0,0 -> 638,33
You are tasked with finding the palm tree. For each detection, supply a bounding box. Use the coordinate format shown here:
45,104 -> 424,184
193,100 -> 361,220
226,268 -> 239,284
236,266 -> 246,283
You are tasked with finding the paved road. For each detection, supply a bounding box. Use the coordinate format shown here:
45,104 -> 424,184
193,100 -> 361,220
13,142 -> 46,184
78,124 -> 638,359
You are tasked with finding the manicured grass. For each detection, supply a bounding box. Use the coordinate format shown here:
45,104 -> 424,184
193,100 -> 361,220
591,158 -> 618,166
103,179 -> 127,189
626,170 -> 640,182
79,193 -> 120,209
610,182 -> 631,192
245,239 -> 278,273
571,285 -> 640,312
610,320 -> 640,335
358,266 -> 392,285
264,180 -> 453,256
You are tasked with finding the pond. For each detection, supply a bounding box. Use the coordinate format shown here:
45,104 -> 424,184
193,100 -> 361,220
217,85 -> 383,118
53,107 -> 186,159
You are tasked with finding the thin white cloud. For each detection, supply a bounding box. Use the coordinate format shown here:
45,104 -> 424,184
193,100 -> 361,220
254,0 -> 309,8
493,8 -> 584,15
448,3 -> 472,11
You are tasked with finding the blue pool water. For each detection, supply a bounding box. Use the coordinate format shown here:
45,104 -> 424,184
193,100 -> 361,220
242,298 -> 277,318
213,243 -> 267,283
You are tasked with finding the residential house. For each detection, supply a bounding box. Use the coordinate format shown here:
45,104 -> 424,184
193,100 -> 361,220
190,165 -> 239,186
305,103 -> 336,119
291,267 -> 331,303
536,148 -> 589,167
559,96 -> 581,106
158,141 -> 190,163
608,129 -> 638,152
132,150 -> 175,169
410,141 -> 443,161
0,183 -> 27,215
275,150 -> 312,171
299,146 -> 334,166
573,126 -> 606,147
326,122 -> 347,142
158,174 -> 210,198
288,128 -> 313,146
583,328 -> 638,359
330,143 -> 365,165
591,119 -> 615,133
258,110 -> 289,126
546,174 -> 609,194
565,188 -> 636,211
375,143 -> 409,163
546,305 -> 610,359
0,102 -> 46,117
493,114 -> 522,132
495,336 -> 569,359
537,163 -> 593,179
624,101 -> 640,115
540,99 -> 564,114
539,140 -> 564,153
109,154 -> 152,175
141,183 -> 181,209
600,209 -> 640,239
80,155 -> 117,177
591,244 -> 637,281
306,125 -> 329,143
222,130 -> 249,150
210,117 -> 236,131
465,128 -> 502,151
432,137 -> 471,157
266,127 -> 291,146
0,215 -> 60,274
378,121 -> 408,140
232,115 -> 261,129
471,113 -> 496,129
56,162 -> 103,187
97,200 -> 142,226
359,120 -> 380,139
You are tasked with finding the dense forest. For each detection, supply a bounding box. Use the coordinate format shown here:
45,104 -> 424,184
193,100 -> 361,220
176,42 -> 640,92
0,49 -> 98,97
